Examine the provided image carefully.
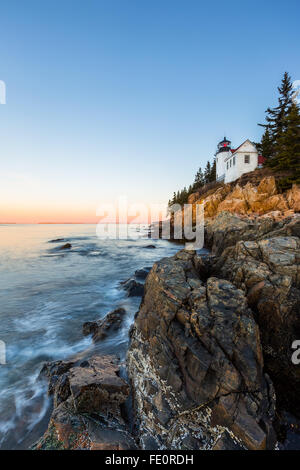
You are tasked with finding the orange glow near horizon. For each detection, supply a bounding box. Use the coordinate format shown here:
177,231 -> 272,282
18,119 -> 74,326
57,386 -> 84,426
0,205 -> 99,224
0,170 -> 169,225
0,203 -> 168,224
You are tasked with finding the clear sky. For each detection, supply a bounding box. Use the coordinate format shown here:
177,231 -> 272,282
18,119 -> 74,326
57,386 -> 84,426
0,0 -> 299,223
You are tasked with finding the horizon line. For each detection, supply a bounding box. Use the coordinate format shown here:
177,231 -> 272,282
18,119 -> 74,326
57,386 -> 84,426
0,222 -> 154,225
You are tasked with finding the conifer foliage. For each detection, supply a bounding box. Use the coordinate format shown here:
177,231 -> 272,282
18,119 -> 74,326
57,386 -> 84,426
259,72 -> 300,187
168,158 -> 216,209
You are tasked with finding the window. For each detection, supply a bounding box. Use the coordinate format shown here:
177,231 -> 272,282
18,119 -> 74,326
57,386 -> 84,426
230,159 -> 232,167
227,162 -> 229,169
233,156 -> 236,166
244,155 -> 250,164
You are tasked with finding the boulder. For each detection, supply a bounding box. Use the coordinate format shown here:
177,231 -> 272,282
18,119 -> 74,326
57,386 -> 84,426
205,211 -> 277,256
39,359 -> 75,397
287,184 -> 300,212
127,250 -> 276,450
121,279 -> 144,297
35,355 -> 136,450
257,176 -> 277,196
58,243 -> 72,250
205,211 -> 300,256
82,307 -> 126,342
135,267 -> 151,279
202,185 -> 231,218
213,235 -> 300,415
34,400 -> 136,450
217,197 -> 248,214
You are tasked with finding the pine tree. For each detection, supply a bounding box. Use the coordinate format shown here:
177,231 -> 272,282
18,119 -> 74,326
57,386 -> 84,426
204,161 -> 211,184
260,128 -> 274,163
259,72 -> 294,152
168,157 -> 217,212
273,103 -> 300,187
210,158 -> 216,181
193,167 -> 204,189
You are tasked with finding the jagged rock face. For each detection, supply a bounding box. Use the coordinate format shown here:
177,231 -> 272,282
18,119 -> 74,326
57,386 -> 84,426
202,186 -> 232,217
127,250 -> 276,450
216,177 -> 289,215
215,236 -> 300,414
192,177 -> 300,219
36,355 -> 136,450
205,212 -> 277,255
205,211 -> 300,256
287,185 -> 300,213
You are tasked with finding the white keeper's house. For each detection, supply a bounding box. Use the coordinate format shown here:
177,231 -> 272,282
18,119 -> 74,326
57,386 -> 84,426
215,137 -> 265,184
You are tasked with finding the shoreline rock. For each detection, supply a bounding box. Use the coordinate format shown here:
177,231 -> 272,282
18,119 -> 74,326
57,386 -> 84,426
135,267 -> 151,279
121,279 -> 144,297
35,355 -> 136,450
127,250 -> 276,450
58,243 -> 72,250
82,307 -> 126,342
36,179 -> 300,450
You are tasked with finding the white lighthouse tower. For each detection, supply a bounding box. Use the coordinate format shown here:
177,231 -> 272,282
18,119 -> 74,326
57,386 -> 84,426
215,137 -> 232,182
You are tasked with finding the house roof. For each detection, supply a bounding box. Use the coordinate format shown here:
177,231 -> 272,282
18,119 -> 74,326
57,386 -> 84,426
224,140 -> 258,162
231,139 -> 255,155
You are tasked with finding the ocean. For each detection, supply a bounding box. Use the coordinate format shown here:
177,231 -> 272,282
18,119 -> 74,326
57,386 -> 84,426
0,223 -> 182,449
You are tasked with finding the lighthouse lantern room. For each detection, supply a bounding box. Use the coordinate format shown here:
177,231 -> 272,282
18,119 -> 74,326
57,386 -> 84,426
216,137 -> 232,181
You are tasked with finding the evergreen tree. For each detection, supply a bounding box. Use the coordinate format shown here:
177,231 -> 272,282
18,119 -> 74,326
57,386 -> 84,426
259,72 -> 294,151
204,161 -> 211,184
273,103 -> 300,186
168,157 -> 218,211
260,128 -> 274,163
193,167 -> 204,189
210,158 -> 216,182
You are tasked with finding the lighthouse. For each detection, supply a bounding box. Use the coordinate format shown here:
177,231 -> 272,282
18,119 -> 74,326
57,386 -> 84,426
215,137 -> 231,182
214,137 -> 261,183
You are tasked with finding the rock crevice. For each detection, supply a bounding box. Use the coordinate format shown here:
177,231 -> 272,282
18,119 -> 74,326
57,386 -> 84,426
127,250 -> 276,450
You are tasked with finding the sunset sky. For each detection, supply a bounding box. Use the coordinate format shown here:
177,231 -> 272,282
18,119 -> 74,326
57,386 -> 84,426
0,0 -> 299,223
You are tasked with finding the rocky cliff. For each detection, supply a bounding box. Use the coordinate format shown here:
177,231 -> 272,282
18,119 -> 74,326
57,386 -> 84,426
127,250 -> 276,450
190,175 -> 300,220
36,175 -> 300,450
127,175 -> 300,450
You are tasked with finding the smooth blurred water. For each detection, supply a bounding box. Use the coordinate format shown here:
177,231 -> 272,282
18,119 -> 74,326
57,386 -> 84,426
0,224 -> 182,449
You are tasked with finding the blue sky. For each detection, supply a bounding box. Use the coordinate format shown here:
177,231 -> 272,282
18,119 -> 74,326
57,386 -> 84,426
0,0 -> 299,222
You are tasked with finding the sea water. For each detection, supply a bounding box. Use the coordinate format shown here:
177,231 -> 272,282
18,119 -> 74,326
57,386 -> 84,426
0,224 -> 182,449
